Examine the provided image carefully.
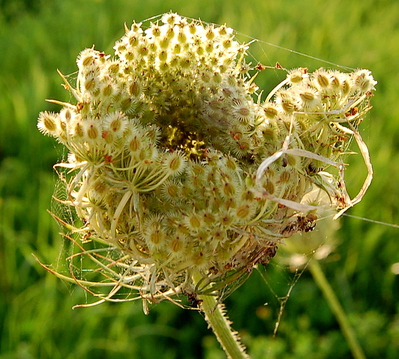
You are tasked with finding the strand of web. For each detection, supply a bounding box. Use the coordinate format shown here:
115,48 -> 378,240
139,13 -> 354,72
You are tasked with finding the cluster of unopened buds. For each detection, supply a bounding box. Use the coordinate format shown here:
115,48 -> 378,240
38,13 -> 376,308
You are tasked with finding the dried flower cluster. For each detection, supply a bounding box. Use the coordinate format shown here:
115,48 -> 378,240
38,13 -> 375,306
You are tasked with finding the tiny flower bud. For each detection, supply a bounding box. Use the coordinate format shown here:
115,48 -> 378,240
263,105 -> 279,118
86,122 -> 99,140
159,37 -> 171,49
158,50 -> 168,62
315,70 -> 330,88
162,181 -> 180,201
188,22 -> 196,34
173,43 -> 181,54
185,213 -> 203,230
300,91 -> 315,102
60,108 -> 73,123
288,69 -> 305,84
71,120 -> 85,139
128,35 -> 139,47
341,78 -> 351,95
163,152 -> 186,175
205,41 -> 214,53
151,25 -> 161,37
223,39 -> 232,49
177,31 -> 187,43
170,235 -> 185,254
206,27 -> 215,40
235,203 -> 254,220
353,69 -> 377,92
37,111 -> 59,136
128,80 -> 142,97
129,136 -> 142,152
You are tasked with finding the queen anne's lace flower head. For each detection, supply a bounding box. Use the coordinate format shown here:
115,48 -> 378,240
38,13 -> 376,307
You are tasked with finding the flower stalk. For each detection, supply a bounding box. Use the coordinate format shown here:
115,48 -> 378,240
200,295 -> 249,359
194,271 -> 249,359
308,259 -> 366,359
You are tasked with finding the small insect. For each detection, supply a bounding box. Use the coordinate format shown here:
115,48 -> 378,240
103,154 -> 114,164
282,213 -> 318,235
259,244 -> 278,266
76,102 -> 84,112
255,62 -> 267,71
346,106 -> 359,117
282,156 -> 288,167
186,292 -> 203,308
299,213 -> 318,232
307,162 -> 321,174
82,231 -> 92,243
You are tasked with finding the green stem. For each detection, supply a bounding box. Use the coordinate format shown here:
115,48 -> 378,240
193,271 -> 250,359
308,259 -> 366,359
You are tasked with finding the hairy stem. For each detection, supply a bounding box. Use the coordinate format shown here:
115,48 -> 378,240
308,259 -> 366,359
194,271 -> 250,359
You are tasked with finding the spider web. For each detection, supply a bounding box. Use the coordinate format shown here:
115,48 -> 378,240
50,151 -> 136,303
45,13 -> 396,343
182,16 -> 385,341
249,210 -> 338,339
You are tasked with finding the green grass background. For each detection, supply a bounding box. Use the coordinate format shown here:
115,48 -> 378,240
1,0 -> 398,358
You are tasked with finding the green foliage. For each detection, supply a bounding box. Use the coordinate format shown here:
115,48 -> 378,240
1,0 -> 399,358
